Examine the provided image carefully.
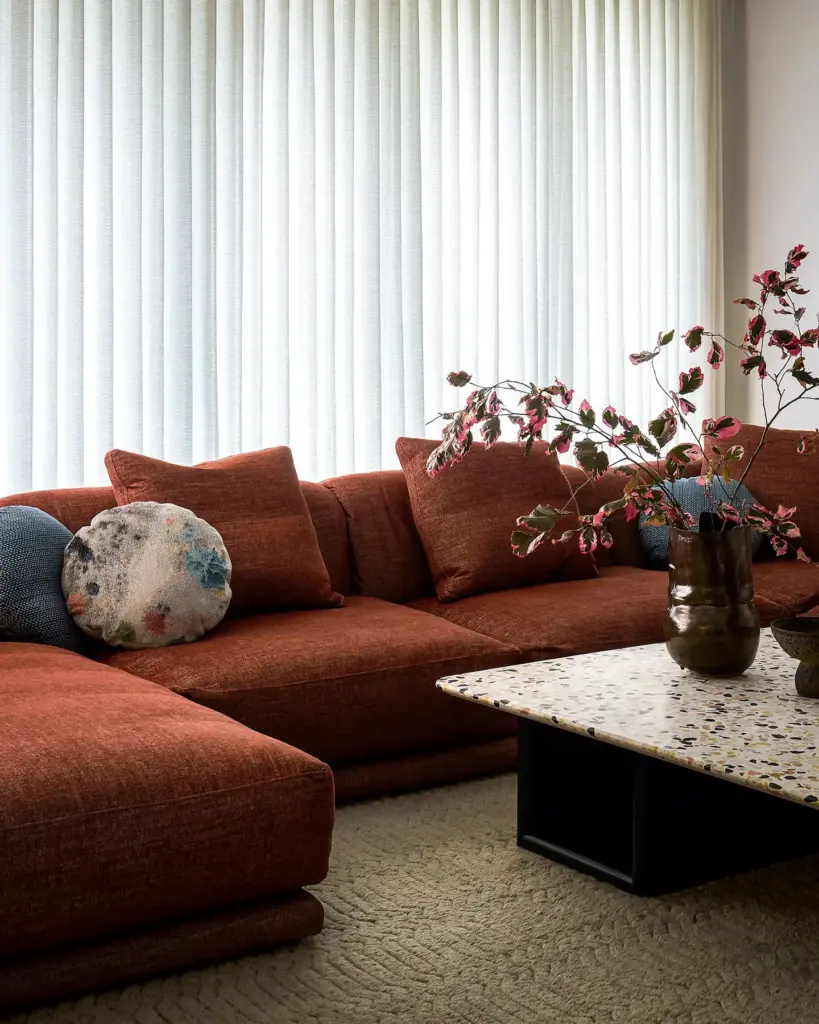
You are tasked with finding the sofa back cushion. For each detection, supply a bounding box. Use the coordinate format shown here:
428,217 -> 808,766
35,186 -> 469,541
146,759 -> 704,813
323,471 -> 433,603
300,481 -> 352,596
0,487 -> 116,534
396,437 -> 597,602
105,447 -> 344,615
705,423 -> 819,559
564,465 -> 645,569
0,481 -> 351,597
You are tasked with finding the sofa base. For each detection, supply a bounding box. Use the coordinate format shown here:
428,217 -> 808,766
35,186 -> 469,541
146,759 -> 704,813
0,889 -> 323,1014
333,735 -> 518,802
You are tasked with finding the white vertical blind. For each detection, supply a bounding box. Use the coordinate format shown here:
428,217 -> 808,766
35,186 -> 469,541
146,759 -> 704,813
0,0 -> 723,494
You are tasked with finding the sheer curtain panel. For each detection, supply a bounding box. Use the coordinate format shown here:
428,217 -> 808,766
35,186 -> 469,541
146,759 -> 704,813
0,0 -> 723,493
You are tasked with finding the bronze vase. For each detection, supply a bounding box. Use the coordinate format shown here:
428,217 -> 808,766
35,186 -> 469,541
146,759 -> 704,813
664,521 -> 760,675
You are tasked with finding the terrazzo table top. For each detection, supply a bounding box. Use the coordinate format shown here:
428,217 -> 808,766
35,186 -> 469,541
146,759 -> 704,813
437,630 -> 819,808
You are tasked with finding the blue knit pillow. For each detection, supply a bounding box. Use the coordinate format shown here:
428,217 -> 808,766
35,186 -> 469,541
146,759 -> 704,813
0,506 -> 88,652
638,477 -> 764,570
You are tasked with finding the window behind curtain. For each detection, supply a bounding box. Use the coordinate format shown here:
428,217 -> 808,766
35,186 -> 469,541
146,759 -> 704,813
0,0 -> 723,494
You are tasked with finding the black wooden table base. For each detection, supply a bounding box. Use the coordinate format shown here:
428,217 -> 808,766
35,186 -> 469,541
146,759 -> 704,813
517,717 -> 819,895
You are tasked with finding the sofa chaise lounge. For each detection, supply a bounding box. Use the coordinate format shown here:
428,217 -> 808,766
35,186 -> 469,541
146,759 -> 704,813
1,444 -> 818,1010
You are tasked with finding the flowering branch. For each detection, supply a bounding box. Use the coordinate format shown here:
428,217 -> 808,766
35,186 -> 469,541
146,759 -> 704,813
429,245 -> 818,562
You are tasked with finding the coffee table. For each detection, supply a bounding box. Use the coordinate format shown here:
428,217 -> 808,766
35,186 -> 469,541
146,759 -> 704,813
438,629 -> 819,895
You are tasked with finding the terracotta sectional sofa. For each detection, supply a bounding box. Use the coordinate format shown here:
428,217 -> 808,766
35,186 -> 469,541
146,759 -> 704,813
2,455 -> 819,1010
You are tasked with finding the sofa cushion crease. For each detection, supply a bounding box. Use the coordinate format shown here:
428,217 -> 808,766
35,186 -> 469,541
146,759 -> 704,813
101,596 -> 520,766
323,470 -> 433,603
409,565 -> 789,661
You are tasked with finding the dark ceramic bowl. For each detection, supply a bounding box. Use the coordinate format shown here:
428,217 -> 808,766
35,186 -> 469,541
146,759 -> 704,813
771,618 -> 819,668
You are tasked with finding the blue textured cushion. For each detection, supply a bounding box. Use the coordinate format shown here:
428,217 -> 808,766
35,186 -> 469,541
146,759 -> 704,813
638,477 -> 764,570
0,506 -> 88,652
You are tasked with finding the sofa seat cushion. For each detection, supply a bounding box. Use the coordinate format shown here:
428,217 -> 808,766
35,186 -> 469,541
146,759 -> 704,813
752,560 -> 819,616
102,597 -> 519,765
409,566 -> 787,661
0,644 -> 333,960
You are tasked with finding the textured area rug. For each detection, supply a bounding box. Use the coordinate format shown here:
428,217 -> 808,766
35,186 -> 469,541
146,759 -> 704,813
11,772 -> 819,1024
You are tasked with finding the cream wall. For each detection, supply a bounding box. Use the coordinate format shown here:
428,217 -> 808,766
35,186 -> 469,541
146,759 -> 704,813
722,0 -> 819,429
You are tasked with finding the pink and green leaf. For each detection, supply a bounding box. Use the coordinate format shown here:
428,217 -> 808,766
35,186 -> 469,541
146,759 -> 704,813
602,405 -> 618,429
701,416 -> 742,440
629,350 -> 658,365
578,399 -> 596,429
706,340 -> 724,369
684,326 -> 704,351
678,366 -> 704,395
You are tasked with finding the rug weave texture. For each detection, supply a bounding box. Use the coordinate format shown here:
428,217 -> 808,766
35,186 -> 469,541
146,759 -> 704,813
10,772 -> 819,1024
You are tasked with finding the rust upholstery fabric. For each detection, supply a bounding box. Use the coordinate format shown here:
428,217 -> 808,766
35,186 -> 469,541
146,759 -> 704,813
300,480 -> 352,595
333,736 -> 517,802
323,470 -> 433,602
410,565 -> 787,661
102,596 -> 518,765
561,465 -> 616,569
752,560 -> 819,616
704,424 -> 819,559
396,437 -> 597,601
0,486 -> 115,533
105,447 -> 343,614
564,465 -> 645,569
0,481 -> 351,595
0,891 -> 323,1014
0,643 -> 334,961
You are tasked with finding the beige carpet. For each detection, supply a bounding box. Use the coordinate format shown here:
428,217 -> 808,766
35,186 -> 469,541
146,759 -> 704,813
11,772 -> 819,1024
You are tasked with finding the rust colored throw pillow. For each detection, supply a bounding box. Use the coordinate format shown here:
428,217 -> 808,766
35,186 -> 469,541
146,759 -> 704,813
705,423 -> 819,560
104,448 -> 344,615
395,437 -> 597,602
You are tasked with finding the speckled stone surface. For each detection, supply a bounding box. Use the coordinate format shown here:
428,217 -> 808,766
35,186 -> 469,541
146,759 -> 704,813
437,629 -> 819,808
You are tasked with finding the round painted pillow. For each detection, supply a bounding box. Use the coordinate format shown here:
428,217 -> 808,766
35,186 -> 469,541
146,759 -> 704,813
62,502 -> 232,649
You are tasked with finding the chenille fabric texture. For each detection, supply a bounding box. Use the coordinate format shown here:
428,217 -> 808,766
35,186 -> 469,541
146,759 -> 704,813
105,448 -> 344,615
0,643 -> 334,967
0,483 -> 353,599
705,424 -> 819,561
62,502 -> 232,649
396,438 -> 597,602
409,564 -> 797,663
323,470 -> 434,604
101,596 -> 517,766
0,487 -> 116,535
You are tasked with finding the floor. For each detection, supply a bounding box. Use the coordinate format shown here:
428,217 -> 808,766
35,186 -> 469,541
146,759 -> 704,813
9,772 -> 819,1024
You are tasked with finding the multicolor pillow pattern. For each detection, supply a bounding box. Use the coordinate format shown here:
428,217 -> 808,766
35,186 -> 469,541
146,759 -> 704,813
638,477 -> 763,570
0,506 -> 88,652
62,502 -> 231,649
